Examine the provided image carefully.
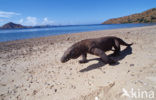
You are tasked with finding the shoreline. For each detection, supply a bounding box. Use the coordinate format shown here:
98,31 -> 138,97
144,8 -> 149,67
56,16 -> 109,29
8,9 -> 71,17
0,25 -> 156,100
0,23 -> 155,43
0,25 -> 156,53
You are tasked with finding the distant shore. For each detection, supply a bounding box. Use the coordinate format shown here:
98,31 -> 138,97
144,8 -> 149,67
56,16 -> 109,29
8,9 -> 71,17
102,8 -> 156,24
0,25 -> 156,53
0,23 -> 155,42
0,25 -> 156,100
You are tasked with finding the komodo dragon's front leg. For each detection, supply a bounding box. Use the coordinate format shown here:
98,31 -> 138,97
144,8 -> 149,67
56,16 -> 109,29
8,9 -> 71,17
79,53 -> 88,63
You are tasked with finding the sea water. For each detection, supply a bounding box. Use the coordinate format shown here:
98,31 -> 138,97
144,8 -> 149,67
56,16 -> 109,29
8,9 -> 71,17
0,23 -> 155,42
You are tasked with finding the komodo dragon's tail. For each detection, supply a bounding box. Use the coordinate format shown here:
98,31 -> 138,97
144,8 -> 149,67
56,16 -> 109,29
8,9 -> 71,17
117,38 -> 133,46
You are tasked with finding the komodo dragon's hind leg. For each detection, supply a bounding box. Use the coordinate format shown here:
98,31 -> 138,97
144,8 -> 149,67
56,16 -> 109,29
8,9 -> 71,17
91,48 -> 116,65
112,39 -> 121,56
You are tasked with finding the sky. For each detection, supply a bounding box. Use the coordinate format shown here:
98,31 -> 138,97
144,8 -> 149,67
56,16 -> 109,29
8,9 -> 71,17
0,0 -> 156,26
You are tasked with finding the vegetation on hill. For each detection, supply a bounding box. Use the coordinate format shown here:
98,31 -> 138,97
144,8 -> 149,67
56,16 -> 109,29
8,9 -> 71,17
102,8 -> 156,24
0,22 -> 26,29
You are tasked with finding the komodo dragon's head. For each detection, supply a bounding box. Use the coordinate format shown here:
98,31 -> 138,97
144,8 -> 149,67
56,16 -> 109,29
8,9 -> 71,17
61,43 -> 82,63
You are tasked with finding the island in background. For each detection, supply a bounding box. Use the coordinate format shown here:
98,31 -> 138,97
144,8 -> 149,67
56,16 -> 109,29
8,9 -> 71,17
0,22 -> 28,29
0,8 -> 156,29
102,8 -> 156,24
0,22 -> 53,29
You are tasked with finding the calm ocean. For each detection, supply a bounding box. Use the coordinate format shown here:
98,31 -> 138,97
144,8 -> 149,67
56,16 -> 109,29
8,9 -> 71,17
0,23 -> 155,42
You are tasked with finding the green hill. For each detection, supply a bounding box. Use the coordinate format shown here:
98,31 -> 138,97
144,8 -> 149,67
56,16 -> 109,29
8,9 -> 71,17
102,8 -> 156,24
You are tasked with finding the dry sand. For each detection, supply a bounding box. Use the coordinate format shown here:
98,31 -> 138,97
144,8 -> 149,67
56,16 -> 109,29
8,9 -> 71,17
0,25 -> 156,100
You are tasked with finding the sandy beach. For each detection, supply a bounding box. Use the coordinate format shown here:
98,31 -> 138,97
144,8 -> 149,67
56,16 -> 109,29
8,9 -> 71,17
0,25 -> 156,100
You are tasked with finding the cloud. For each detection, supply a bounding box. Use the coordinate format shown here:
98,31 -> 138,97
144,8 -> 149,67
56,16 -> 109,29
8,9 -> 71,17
25,16 -> 37,26
0,11 -> 20,18
17,17 -> 37,26
19,18 -> 24,23
17,17 -> 55,26
0,19 -> 4,22
42,17 -> 54,25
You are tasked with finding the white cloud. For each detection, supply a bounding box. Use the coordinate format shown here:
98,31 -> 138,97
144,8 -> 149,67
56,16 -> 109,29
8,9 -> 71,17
44,17 -> 48,21
0,19 -> 4,22
19,18 -> 24,23
0,11 -> 20,18
17,17 -> 55,26
17,17 -> 37,26
25,16 -> 37,26
42,17 -> 54,25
